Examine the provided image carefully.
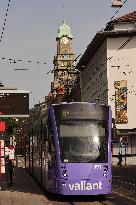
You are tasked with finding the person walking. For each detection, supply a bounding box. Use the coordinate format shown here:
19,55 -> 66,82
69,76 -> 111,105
117,151 -> 122,167
5,155 -> 14,186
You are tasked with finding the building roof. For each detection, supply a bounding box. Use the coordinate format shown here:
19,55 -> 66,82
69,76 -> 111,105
76,30 -> 136,71
57,21 -> 73,38
76,11 -> 136,72
114,11 -> 136,22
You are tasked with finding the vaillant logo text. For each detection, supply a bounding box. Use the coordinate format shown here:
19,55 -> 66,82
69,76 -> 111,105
68,181 -> 102,191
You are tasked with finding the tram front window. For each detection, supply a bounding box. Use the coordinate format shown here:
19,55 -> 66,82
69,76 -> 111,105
59,120 -> 108,163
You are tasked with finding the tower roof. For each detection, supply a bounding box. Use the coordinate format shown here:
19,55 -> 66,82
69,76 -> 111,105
57,21 -> 73,38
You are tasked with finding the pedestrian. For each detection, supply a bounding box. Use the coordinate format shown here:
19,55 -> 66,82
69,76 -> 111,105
117,151 -> 122,167
5,155 -> 14,186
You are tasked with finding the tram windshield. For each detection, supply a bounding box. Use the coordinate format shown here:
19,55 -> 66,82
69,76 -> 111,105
59,120 -> 108,163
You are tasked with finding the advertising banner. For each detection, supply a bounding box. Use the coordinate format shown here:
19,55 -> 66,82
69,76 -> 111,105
0,140 -> 5,173
5,146 -> 15,160
114,80 -> 128,124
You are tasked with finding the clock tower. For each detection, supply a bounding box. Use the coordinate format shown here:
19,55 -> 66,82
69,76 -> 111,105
51,21 -> 76,99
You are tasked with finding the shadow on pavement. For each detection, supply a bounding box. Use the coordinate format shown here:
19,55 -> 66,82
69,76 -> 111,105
1,167 -> 43,196
44,190 -> 109,203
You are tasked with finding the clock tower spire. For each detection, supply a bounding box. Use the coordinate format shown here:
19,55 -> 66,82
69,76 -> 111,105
51,21 -> 76,102
56,21 -> 73,56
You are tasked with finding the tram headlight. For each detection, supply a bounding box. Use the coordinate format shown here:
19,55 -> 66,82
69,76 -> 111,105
103,165 -> 108,177
103,170 -> 107,176
62,169 -> 68,177
93,136 -> 99,144
63,173 -> 67,177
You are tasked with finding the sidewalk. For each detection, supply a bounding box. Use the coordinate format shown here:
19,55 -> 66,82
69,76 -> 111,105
112,156 -> 136,166
0,162 -> 51,205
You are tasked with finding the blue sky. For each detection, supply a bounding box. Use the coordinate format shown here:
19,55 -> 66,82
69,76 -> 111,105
0,0 -> 135,108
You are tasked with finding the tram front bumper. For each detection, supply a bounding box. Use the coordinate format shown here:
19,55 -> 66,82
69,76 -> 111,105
56,178 -> 111,195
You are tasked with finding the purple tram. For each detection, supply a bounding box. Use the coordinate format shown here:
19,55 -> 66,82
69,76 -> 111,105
26,102 -> 112,195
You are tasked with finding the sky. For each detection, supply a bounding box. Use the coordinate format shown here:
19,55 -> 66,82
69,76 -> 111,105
0,0 -> 136,108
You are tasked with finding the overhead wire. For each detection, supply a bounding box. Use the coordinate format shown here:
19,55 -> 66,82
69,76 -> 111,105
100,0 -> 128,32
79,0 -> 136,97
83,0 -> 134,77
0,1 -> 128,69
0,0 -> 11,43
93,34 -> 135,71
48,0 -> 129,78
0,56 -> 46,65
1,0 -> 133,101
52,0 -> 130,80
0,0 -> 47,66
47,54 -> 81,74
48,0 -> 132,97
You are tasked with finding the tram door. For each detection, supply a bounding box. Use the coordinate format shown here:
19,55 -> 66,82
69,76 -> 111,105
48,119 -> 56,192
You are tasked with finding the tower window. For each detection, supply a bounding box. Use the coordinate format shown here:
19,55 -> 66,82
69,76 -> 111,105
64,50 -> 68,55
61,62 -> 64,67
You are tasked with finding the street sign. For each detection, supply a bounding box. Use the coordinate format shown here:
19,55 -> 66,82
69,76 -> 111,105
120,136 -> 128,146
0,89 -> 29,117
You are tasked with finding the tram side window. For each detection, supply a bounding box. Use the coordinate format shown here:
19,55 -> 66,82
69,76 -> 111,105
48,120 -> 55,166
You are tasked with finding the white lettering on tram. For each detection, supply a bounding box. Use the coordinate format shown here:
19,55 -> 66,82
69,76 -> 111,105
94,165 -> 102,169
68,181 -> 102,191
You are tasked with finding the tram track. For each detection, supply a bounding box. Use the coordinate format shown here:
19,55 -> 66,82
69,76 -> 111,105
31,172 -> 136,205
112,190 -> 136,205
112,175 -> 136,205
44,192 -> 136,205
112,178 -> 136,192
46,195 -> 107,205
112,169 -> 136,193
47,195 -> 116,205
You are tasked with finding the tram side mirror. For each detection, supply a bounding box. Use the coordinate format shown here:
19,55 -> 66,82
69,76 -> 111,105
112,118 -> 117,140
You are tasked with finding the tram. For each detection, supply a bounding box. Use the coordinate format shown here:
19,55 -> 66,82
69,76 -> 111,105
26,102 -> 113,195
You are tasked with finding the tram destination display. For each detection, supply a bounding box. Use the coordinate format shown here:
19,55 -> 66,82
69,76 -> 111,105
54,103 -> 109,121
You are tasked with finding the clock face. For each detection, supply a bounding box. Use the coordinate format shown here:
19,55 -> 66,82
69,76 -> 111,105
61,37 -> 69,44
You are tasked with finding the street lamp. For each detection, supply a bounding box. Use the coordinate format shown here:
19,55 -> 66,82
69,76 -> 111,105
111,0 -> 123,7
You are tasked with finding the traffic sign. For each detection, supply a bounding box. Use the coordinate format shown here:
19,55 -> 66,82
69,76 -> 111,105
120,136 -> 128,146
